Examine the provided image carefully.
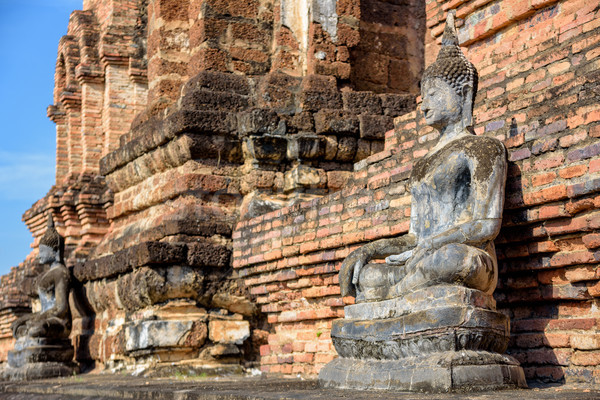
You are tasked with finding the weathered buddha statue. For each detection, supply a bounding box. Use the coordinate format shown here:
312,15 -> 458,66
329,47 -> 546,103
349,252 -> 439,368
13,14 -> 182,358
12,215 -> 72,340
320,11 -> 526,392
340,12 -> 505,303
3,214 -> 75,380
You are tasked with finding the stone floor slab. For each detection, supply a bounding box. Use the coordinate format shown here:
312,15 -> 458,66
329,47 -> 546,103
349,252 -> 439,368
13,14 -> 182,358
0,375 -> 599,400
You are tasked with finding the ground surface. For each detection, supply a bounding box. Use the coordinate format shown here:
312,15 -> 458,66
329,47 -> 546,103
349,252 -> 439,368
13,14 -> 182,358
0,375 -> 599,399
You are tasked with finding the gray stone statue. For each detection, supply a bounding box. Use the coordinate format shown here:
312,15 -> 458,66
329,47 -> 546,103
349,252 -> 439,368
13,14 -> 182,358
2,214 -> 75,380
319,11 -> 526,392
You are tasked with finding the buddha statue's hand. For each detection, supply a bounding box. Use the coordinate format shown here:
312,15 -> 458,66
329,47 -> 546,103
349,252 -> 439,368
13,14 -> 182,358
385,250 -> 413,265
339,244 -> 374,297
403,239 -> 434,272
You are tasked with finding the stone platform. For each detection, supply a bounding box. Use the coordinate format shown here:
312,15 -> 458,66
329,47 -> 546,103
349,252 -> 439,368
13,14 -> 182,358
320,286 -> 526,391
0,375 -> 598,400
1,337 -> 75,381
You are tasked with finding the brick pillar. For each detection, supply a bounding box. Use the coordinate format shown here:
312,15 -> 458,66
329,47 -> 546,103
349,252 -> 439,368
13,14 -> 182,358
61,91 -> 83,177
147,0 -> 190,105
80,78 -> 105,173
48,106 -> 68,184
102,62 -> 137,155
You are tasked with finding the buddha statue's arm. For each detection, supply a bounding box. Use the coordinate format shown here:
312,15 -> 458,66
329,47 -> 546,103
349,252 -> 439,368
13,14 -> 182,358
339,234 -> 417,297
420,218 -> 502,251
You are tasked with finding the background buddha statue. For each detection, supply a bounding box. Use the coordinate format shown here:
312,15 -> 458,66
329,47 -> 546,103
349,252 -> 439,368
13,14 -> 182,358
12,214 -> 71,340
339,11 -> 507,303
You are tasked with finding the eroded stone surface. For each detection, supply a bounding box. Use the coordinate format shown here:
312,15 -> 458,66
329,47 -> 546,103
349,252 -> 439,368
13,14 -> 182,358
208,320 -> 250,345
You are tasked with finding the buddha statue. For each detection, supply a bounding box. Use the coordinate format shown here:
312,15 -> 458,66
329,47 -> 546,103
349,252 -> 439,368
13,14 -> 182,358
3,214 -> 75,380
319,11 -> 526,392
339,11 -> 506,303
12,214 -> 72,340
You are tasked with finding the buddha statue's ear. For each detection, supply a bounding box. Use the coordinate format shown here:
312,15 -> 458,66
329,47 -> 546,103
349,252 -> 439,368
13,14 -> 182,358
461,83 -> 474,129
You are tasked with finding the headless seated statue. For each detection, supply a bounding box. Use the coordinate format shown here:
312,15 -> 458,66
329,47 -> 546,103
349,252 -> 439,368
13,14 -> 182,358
12,215 -> 71,340
339,15 -> 506,304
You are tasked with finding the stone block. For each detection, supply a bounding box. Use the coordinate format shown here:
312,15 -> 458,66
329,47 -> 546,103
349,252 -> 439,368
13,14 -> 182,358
180,89 -> 249,112
314,110 -> 359,135
285,111 -> 314,133
208,320 -> 250,345
247,135 -> 288,162
287,135 -> 327,160
182,70 -> 250,96
327,171 -> 353,191
187,241 -> 231,268
211,293 -> 258,317
75,242 -> 187,281
237,109 -> 280,135
284,165 -> 327,192
299,75 -> 342,112
336,137 -> 358,161
257,72 -> 301,111
116,266 -> 206,313
189,133 -> 243,163
359,114 -> 393,139
380,94 -> 415,116
319,351 -> 526,392
125,320 -> 196,352
164,110 -> 237,137
342,91 -> 382,114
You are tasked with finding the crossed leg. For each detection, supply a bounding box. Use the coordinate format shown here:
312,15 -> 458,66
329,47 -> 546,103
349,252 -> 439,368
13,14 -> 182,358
357,243 -> 497,302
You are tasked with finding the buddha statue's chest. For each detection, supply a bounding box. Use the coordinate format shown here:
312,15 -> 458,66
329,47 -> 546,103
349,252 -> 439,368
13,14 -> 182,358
410,150 -> 473,237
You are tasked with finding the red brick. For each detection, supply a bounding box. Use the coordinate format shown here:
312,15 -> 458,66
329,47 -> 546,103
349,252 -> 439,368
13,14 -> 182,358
544,333 -> 571,348
571,351 -> 600,366
571,334 -> 600,350
582,233 -> 600,249
532,171 -> 557,187
559,164 -> 587,179
547,318 -> 596,331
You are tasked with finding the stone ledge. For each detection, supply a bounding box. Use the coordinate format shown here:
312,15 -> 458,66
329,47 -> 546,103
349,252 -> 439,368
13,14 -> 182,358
0,376 -> 599,399
74,240 -> 230,282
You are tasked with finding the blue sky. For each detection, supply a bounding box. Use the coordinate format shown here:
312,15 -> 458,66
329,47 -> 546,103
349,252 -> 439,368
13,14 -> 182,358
0,0 -> 83,276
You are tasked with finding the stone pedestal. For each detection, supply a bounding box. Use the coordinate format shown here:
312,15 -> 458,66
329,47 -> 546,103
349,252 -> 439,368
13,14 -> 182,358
319,286 -> 527,392
2,337 -> 75,380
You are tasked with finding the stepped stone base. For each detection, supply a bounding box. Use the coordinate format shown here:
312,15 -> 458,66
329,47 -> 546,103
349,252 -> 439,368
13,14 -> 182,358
1,362 -> 75,381
319,351 -> 527,392
320,286 -> 527,392
2,337 -> 76,381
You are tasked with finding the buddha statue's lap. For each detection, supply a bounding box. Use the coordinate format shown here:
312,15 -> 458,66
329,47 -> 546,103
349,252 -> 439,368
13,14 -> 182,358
357,242 -> 496,302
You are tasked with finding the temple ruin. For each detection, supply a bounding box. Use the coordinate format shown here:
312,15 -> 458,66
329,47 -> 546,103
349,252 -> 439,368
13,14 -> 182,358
0,0 -> 599,386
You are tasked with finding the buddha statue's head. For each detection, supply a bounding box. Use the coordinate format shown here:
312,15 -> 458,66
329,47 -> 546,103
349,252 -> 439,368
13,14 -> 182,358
39,214 -> 62,265
421,11 -> 478,131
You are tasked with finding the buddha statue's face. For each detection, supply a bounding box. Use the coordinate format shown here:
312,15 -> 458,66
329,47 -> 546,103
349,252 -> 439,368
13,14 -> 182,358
38,244 -> 57,265
421,78 -> 463,130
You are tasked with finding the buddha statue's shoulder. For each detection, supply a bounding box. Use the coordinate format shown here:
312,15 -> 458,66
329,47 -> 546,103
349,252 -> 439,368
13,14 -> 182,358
411,135 -> 506,183
454,135 -> 506,161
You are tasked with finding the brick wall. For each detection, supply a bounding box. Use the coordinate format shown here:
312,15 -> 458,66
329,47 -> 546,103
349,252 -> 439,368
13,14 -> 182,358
232,0 -> 600,383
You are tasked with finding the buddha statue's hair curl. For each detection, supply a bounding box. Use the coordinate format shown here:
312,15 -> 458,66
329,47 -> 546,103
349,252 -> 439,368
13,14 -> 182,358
422,11 -> 478,101
40,214 -> 62,252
